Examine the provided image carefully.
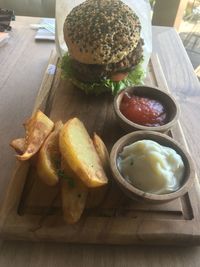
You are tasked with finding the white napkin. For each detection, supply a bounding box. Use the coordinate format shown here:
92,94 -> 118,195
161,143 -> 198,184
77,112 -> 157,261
34,18 -> 55,41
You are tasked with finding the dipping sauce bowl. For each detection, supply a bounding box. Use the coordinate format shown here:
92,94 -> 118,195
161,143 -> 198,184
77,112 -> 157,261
110,131 -> 195,203
114,86 -> 180,133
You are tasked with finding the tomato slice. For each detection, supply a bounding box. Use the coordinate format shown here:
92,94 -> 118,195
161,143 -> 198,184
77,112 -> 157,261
111,72 -> 128,82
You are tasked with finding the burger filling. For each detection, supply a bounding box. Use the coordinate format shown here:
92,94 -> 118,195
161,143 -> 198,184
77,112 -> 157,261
69,39 -> 143,83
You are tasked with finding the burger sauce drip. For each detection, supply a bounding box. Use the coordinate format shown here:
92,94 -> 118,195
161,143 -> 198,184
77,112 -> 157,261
120,92 -> 167,126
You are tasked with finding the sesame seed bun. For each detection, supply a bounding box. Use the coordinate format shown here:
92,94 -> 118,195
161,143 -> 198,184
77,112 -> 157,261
63,0 -> 141,65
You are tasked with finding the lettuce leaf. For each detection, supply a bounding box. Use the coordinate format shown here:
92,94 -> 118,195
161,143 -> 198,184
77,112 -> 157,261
60,53 -> 145,95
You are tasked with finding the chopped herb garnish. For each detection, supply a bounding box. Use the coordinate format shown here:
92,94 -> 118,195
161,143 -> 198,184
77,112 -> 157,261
57,169 -> 65,178
57,169 -> 75,188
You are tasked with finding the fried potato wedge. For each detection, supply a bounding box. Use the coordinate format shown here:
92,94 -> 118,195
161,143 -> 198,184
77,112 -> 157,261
86,186 -> 108,209
10,138 -> 26,155
86,133 -> 110,209
59,118 -> 108,188
17,110 -> 54,161
36,121 -> 63,186
10,138 -> 38,166
61,159 -> 88,224
93,133 -> 110,174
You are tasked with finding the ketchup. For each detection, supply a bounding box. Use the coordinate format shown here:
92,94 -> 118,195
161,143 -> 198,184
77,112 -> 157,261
120,92 -> 167,126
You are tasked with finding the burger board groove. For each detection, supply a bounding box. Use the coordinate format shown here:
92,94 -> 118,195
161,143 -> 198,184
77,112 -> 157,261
1,50 -> 200,245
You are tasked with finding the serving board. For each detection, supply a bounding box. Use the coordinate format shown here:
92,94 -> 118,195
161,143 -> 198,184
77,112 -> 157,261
1,50 -> 200,245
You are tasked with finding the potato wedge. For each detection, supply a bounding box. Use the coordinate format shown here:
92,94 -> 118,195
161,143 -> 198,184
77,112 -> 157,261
61,159 -> 88,224
10,138 -> 38,166
17,110 -> 54,161
86,186 -> 108,209
86,133 -> 110,208
93,133 -> 110,174
10,138 -> 26,155
59,118 -> 108,188
36,121 -> 63,186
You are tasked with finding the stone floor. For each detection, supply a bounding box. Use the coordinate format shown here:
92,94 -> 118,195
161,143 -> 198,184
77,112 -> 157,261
179,19 -> 200,79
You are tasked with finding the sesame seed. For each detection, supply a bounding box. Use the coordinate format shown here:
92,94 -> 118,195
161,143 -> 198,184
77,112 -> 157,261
64,0 -> 141,64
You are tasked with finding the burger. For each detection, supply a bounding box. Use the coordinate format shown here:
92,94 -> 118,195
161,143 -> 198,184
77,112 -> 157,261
61,0 -> 144,95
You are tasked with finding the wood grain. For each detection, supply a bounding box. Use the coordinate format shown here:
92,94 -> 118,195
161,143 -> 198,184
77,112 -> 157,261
1,17 -> 200,267
0,17 -> 54,205
152,27 -> 200,182
1,52 -> 200,245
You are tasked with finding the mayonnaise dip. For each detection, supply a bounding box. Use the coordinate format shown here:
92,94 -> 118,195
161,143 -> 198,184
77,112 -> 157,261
117,140 -> 185,194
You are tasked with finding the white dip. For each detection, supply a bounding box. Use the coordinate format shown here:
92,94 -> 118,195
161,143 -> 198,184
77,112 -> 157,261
118,140 -> 185,194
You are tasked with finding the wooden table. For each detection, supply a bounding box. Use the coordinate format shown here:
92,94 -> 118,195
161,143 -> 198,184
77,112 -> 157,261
0,16 -> 200,267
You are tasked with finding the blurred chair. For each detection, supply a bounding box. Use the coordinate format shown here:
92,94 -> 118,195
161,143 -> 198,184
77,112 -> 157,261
0,0 -> 55,18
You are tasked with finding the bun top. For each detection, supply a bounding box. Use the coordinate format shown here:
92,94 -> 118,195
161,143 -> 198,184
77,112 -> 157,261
63,0 -> 141,65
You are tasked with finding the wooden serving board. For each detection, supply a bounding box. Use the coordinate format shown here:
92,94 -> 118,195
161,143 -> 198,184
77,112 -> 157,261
1,50 -> 200,245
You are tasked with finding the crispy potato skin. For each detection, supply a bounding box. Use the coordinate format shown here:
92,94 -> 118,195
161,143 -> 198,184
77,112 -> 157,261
59,118 -> 108,188
86,186 -> 108,209
36,121 -> 63,186
86,133 -> 110,208
10,138 -> 26,155
93,133 -> 110,174
17,110 -> 54,161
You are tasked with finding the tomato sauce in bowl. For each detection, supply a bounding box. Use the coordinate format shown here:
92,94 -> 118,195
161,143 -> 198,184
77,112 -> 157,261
120,92 -> 167,127
114,86 -> 179,133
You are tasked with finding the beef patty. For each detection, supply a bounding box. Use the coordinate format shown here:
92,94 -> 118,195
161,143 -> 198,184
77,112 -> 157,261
69,39 -> 144,83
